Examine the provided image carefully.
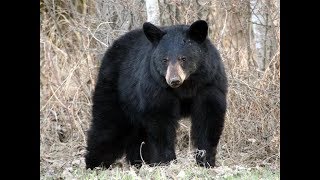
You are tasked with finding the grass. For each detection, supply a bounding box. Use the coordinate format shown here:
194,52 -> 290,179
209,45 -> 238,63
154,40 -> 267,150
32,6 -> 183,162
44,161 -> 279,180
40,0 -> 280,179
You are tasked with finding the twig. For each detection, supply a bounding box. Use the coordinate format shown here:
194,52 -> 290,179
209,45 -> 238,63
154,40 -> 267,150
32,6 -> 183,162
140,141 -> 146,164
87,27 -> 108,47
87,21 -> 113,48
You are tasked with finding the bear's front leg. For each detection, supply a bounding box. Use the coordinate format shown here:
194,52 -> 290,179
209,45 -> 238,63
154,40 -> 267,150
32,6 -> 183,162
144,114 -> 178,166
191,87 -> 227,168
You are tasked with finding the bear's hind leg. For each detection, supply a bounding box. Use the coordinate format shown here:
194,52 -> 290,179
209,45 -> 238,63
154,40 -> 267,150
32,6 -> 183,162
85,76 -> 130,169
85,124 -> 129,169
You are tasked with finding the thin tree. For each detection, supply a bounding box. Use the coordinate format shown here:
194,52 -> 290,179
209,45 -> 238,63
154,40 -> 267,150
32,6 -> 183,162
250,0 -> 267,71
145,0 -> 161,25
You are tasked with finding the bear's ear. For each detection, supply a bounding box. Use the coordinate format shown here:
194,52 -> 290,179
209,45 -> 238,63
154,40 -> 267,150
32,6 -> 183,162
143,22 -> 166,44
188,20 -> 208,43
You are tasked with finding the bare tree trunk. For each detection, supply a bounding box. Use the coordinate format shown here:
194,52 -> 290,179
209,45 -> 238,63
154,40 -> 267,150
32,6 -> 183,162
250,0 -> 266,71
146,0 -> 161,25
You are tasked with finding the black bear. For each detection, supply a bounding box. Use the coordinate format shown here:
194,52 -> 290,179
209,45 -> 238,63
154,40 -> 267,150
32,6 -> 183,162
85,20 -> 228,169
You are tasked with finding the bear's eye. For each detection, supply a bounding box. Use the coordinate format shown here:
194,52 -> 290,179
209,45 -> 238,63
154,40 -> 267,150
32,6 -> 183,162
162,58 -> 168,63
180,57 -> 186,62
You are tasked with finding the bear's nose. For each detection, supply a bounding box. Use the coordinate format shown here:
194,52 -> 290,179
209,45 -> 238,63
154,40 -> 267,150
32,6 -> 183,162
169,77 -> 182,87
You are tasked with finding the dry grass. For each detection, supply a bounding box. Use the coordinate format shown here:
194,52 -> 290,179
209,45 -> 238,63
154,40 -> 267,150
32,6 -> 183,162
40,0 -> 279,178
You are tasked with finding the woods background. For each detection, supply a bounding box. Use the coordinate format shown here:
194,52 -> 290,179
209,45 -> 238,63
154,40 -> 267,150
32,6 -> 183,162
40,0 -> 280,178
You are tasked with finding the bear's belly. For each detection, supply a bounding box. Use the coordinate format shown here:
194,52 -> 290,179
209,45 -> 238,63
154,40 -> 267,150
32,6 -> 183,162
180,98 -> 192,118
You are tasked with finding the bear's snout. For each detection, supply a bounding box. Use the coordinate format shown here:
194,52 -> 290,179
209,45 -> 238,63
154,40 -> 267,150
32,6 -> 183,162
168,76 -> 182,88
165,61 -> 186,88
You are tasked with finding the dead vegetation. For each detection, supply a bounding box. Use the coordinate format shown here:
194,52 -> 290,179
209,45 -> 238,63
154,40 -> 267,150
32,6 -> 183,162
40,0 -> 279,178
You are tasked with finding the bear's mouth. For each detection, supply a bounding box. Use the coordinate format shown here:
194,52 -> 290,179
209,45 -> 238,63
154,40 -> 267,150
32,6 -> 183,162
166,79 -> 183,88
169,83 -> 182,88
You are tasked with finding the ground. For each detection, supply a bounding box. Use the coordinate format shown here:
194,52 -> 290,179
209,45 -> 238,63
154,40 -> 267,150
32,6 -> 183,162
40,119 -> 279,179
41,151 -> 279,179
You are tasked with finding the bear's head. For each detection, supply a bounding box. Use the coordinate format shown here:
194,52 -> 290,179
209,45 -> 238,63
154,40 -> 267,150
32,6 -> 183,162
143,20 -> 209,88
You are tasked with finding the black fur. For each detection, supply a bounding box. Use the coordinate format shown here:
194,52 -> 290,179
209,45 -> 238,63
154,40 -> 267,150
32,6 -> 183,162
85,20 -> 228,169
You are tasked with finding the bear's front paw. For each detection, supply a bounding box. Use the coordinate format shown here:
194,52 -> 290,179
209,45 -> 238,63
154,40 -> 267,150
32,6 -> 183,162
164,149 -> 176,162
195,149 -> 215,168
149,149 -> 176,166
